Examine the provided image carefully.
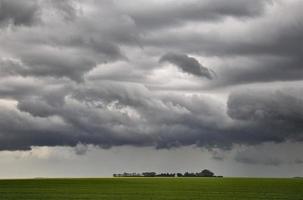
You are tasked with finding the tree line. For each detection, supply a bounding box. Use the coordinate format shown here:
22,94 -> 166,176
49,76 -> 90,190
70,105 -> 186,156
113,169 -> 223,177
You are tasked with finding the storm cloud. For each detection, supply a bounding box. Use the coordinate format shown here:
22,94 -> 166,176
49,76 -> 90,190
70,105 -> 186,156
117,0 -> 272,29
0,0 -> 39,26
1,82 -> 303,151
227,88 -> 303,144
159,53 -> 214,79
0,0 -> 303,169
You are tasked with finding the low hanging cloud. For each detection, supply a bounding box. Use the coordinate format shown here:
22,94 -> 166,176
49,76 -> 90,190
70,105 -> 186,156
227,89 -> 303,126
226,88 -> 303,146
159,53 -> 214,79
0,78 -> 303,152
233,142 -> 303,166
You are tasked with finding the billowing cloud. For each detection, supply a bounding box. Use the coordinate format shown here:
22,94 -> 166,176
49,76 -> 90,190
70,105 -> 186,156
117,0 -> 271,29
4,81 -> 227,150
0,0 -> 135,81
159,53 -> 214,79
226,88 -> 303,145
228,89 -> 303,124
0,78 -> 303,152
0,0 -> 302,170
141,0 -> 303,87
0,53 -> 96,82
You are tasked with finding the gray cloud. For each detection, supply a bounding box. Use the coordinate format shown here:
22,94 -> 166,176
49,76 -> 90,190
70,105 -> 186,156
234,142 -> 303,166
141,1 -> 303,87
159,53 -> 214,79
235,155 -> 282,166
0,105 -> 76,151
0,80 -> 229,150
0,0 -> 39,26
119,0 -> 271,30
227,88 -> 303,145
228,89 -> 303,126
0,53 -> 96,82
0,0 -> 303,164
0,1 -> 132,81
48,0 -> 78,21
74,143 -> 89,155
0,78 -> 302,152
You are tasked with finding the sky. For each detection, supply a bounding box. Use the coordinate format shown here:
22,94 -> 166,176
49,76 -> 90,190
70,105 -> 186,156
0,0 -> 303,178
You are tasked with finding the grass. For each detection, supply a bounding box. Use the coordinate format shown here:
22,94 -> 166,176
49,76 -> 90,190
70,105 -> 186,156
0,177 -> 302,199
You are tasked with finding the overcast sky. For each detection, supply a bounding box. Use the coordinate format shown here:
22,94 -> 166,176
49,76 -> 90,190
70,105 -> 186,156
0,0 -> 303,178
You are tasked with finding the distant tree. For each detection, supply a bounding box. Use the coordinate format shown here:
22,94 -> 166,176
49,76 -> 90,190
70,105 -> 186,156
199,169 -> 214,177
113,169 -> 217,178
158,173 -> 175,177
142,172 -> 156,177
184,172 -> 196,177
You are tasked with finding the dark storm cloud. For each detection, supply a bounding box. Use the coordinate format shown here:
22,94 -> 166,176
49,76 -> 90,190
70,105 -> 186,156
0,0 -> 39,26
227,90 -> 303,125
1,78 -> 303,151
0,0 -> 303,156
120,0 -> 271,29
0,105 -> 76,151
142,0 -> 303,87
0,1 -> 132,81
227,89 -> 303,144
159,53 -> 214,79
0,81 -> 228,150
212,6 -> 303,86
146,4 -> 303,59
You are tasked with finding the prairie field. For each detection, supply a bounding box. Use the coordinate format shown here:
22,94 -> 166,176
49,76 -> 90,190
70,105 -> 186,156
0,178 -> 302,200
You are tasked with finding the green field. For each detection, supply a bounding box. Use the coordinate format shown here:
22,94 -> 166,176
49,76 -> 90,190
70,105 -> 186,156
0,178 -> 302,200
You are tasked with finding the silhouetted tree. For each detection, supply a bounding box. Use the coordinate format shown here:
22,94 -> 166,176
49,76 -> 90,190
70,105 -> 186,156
142,172 -> 156,177
199,169 -> 214,177
113,169 -> 217,178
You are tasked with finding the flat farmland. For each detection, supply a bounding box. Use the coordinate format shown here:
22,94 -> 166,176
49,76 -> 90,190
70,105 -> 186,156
0,178 -> 302,200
